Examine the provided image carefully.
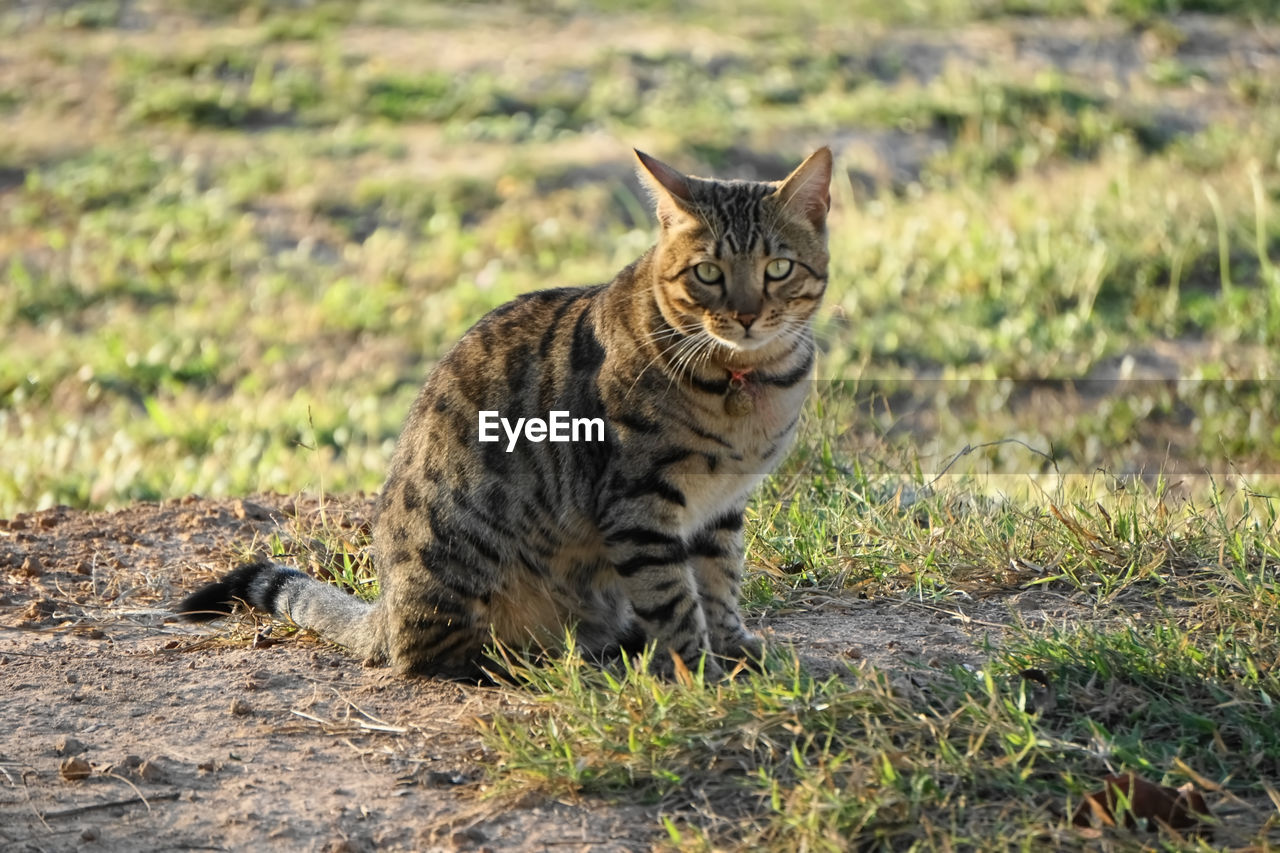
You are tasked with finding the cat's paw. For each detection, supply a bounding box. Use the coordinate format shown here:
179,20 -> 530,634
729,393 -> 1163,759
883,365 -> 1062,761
653,648 -> 724,683
714,631 -> 766,672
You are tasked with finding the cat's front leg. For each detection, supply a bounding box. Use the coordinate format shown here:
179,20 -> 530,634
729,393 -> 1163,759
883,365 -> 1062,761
601,520 -> 722,680
688,506 -> 764,667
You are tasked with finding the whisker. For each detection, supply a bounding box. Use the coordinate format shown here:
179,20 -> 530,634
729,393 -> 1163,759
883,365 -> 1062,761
664,331 -> 718,397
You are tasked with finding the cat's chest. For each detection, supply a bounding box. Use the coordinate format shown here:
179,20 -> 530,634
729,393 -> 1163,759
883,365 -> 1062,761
709,373 -> 807,453
673,380 -> 807,530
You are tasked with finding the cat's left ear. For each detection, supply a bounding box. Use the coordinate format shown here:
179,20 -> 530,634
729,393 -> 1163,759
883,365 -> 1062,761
635,149 -> 698,227
773,147 -> 832,231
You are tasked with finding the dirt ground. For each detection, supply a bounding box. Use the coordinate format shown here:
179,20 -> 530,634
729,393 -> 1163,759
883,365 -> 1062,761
0,493 -> 1089,852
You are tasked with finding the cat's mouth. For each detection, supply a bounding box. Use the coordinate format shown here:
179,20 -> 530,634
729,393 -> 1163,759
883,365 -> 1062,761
708,327 -> 777,353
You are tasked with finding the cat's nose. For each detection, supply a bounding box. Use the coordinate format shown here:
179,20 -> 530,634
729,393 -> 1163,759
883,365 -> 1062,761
737,313 -> 758,330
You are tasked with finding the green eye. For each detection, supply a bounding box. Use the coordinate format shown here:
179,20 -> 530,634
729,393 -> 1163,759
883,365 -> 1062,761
765,258 -> 794,281
693,262 -> 724,284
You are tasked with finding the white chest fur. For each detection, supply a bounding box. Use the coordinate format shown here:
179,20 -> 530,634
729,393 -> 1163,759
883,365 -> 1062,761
676,379 -> 808,537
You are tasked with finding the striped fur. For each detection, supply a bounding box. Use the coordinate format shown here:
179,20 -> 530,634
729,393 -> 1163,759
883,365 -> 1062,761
180,148 -> 832,680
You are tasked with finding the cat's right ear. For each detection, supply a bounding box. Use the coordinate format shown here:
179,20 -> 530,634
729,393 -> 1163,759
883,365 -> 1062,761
634,149 -> 697,227
773,147 -> 833,231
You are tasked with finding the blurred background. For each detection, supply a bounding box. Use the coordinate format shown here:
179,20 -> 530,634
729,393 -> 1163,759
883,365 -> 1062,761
1,0 -> 1278,514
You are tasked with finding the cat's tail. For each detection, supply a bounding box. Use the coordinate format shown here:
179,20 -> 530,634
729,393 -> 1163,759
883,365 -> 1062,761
177,560 -> 385,663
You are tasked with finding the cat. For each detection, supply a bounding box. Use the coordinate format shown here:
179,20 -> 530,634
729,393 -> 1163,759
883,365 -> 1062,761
179,147 -> 832,681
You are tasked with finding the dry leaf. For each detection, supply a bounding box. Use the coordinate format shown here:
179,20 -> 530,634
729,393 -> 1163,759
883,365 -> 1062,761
1018,668 -> 1056,715
669,652 -> 694,688
1072,772 -> 1212,834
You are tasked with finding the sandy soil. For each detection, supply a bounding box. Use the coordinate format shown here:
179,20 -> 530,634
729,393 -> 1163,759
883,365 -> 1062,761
0,494 -> 1085,852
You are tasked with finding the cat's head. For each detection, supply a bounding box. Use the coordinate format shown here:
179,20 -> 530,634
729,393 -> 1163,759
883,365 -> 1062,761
636,148 -> 832,358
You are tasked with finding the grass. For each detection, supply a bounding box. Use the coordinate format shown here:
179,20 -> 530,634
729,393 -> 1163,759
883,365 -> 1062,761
483,478 -> 1280,849
4,2 -> 1279,512
2,0 -> 1280,847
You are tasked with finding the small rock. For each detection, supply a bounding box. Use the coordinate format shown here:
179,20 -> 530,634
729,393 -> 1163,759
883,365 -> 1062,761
22,599 -> 54,621
229,697 -> 252,716
9,514 -> 28,530
321,840 -> 358,853
121,754 -> 143,769
65,672 -> 79,684
252,631 -> 282,649
55,735 -> 87,755
427,770 -> 467,786
197,759 -> 218,773
451,827 -> 488,845
38,514 -> 57,530
73,560 -> 93,576
79,825 -> 100,842
59,756 -> 91,781
137,756 -> 168,783
233,499 -> 272,521
18,555 -> 43,577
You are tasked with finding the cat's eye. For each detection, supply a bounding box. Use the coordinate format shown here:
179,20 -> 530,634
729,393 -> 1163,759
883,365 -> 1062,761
693,262 -> 724,285
765,258 -> 794,281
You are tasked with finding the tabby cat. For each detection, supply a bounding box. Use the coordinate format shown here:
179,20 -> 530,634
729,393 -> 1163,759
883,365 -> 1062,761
180,147 -> 833,680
